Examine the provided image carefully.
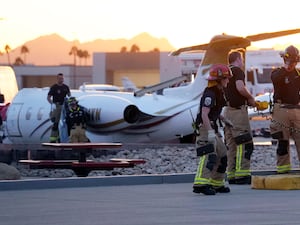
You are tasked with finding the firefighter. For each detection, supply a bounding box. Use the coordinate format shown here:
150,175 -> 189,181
270,45 -> 300,174
193,64 -> 232,195
65,97 -> 90,143
47,73 -> 71,143
223,50 -> 256,185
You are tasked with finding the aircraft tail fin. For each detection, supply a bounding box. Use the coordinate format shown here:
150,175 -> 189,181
122,77 -> 139,92
0,66 -> 19,103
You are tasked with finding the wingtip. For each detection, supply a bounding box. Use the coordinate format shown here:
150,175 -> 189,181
169,50 -> 180,56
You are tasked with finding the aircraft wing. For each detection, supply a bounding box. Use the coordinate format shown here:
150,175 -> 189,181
246,28 -> 300,42
169,43 -> 209,56
171,28 -> 300,56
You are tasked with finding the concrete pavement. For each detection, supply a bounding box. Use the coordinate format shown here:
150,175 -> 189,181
0,174 -> 300,225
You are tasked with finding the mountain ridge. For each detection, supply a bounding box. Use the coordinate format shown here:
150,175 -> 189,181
1,32 -> 298,66
0,32 -> 176,66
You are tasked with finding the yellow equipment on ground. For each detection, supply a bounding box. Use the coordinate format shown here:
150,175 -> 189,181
255,101 -> 269,111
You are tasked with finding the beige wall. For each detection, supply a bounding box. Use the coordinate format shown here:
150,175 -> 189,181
113,69 -> 160,88
22,75 -> 56,88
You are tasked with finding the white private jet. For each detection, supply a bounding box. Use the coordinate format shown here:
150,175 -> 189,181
78,83 -> 122,92
4,28 -> 300,144
78,77 -> 139,92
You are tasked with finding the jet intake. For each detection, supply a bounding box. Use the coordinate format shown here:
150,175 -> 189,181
123,105 -> 140,124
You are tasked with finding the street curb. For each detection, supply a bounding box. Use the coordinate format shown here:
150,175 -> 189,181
0,173 -> 196,191
2,169 -> 300,191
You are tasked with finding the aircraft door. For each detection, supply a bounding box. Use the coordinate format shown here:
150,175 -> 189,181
5,103 -> 23,137
59,104 -> 69,143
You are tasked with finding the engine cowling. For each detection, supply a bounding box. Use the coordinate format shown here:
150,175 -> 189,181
123,105 -> 140,124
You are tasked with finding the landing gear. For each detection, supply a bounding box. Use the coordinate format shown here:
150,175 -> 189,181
179,133 -> 195,143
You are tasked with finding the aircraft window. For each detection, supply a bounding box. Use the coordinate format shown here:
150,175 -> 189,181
25,107 -> 32,120
257,68 -> 273,84
37,108 -> 44,120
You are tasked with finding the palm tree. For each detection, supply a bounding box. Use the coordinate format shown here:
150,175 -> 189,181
130,44 -> 140,53
82,50 -> 90,65
14,57 -> 24,66
21,45 -> 29,64
120,46 -> 127,53
77,49 -> 83,65
69,45 -> 78,88
69,45 -> 78,66
152,48 -> 160,52
4,44 -> 11,65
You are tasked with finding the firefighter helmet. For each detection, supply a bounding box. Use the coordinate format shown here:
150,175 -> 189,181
280,45 -> 300,63
67,96 -> 78,106
207,64 -> 232,81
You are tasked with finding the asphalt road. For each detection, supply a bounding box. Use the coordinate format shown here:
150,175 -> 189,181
0,180 -> 299,225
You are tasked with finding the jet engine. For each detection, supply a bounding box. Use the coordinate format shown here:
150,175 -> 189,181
123,104 -> 154,124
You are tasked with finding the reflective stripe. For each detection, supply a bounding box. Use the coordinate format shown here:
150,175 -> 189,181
194,178 -> 225,186
236,144 -> 242,171
210,179 -> 225,187
194,156 -> 212,185
49,136 -> 57,141
277,164 -> 291,173
235,170 -> 251,177
194,177 -> 211,185
227,171 -> 235,180
233,144 -> 251,177
194,156 -> 206,182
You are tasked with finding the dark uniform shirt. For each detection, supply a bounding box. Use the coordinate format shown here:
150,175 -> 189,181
48,84 -> 70,105
196,86 -> 226,130
271,67 -> 300,105
225,65 -> 247,108
66,105 -> 89,129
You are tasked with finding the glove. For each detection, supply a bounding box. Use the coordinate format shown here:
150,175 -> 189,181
223,118 -> 233,128
207,129 -> 216,144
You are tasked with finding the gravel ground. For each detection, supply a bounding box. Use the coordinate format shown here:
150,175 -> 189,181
15,140 -> 298,178
13,119 -> 300,178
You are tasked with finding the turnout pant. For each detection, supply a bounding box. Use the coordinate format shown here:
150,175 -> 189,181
69,125 -> 89,143
50,103 -> 62,142
270,103 -> 300,173
223,106 -> 253,180
194,126 -> 227,188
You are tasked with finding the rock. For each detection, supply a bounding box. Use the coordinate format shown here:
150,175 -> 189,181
0,163 -> 21,180
15,142 -> 299,179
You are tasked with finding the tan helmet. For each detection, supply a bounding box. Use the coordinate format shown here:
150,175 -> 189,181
207,64 -> 233,81
280,45 -> 300,64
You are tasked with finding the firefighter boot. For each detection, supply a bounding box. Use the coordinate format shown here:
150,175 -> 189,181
235,176 -> 251,185
193,185 -> 216,195
214,186 -> 231,193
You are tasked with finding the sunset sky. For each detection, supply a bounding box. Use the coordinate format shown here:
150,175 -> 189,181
1,0 -> 300,51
